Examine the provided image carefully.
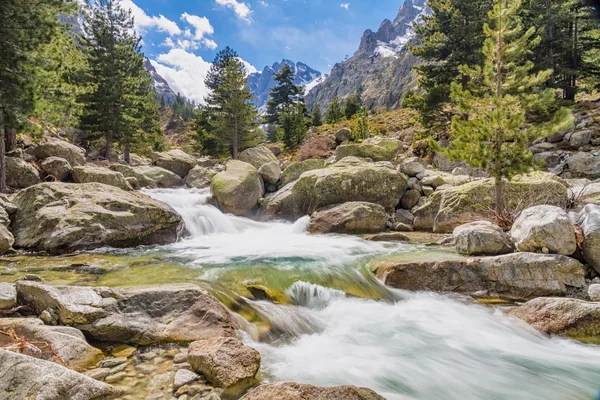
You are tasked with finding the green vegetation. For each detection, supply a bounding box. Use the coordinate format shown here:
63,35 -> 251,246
344,93 -> 363,120
311,102 -> 323,127
265,64 -> 304,125
280,103 -> 308,148
351,107 -> 371,142
326,96 -> 344,124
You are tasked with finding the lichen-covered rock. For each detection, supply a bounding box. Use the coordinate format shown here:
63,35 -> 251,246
11,183 -> 183,252
6,157 -> 41,188
33,139 -> 86,166
109,164 -> 157,188
240,146 -> 282,184
41,157 -> 72,181
308,202 -> 387,234
579,182 -> 600,207
120,153 -> 151,166
0,350 -> 120,399
280,159 -> 327,187
0,225 -> 14,255
72,166 -> 133,191
575,204 -> 600,274
135,165 -> 184,188
258,161 -> 282,185
188,337 -> 260,389
414,173 -> 569,233
588,284 -> 600,301
453,221 -> 514,256
0,283 -> 17,309
510,205 -> 576,255
211,160 -> 263,216
16,282 -> 236,345
371,253 -> 585,299
334,128 -> 352,144
185,166 -> 217,189
262,157 -> 408,220
399,189 -> 421,210
335,137 -> 402,162
240,382 -> 386,400
151,149 -> 197,178
399,157 -> 427,177
418,170 -> 472,188
508,297 -> 600,337
567,153 -> 600,179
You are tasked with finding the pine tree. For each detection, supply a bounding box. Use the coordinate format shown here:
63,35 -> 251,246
326,97 -> 343,124
280,103 -> 308,148
204,48 -> 259,159
344,94 -> 362,120
351,107 -> 370,142
311,102 -> 323,127
160,95 -> 166,111
265,64 -> 304,124
443,0 -> 573,217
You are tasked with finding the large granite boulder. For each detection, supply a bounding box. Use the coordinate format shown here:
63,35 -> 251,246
16,282 -> 236,345
0,283 -> 17,309
508,297 -> 600,337
510,205 -> 576,255
579,182 -> 600,207
109,164 -> 157,188
567,153 -> 600,179
371,253 -> 586,299
135,165 -> 184,188
211,160 -> 263,216
262,157 -> 408,220
0,350 -> 120,399
240,382 -> 385,400
41,157 -> 72,181
280,159 -> 327,187
453,221 -> 514,256
0,225 -> 14,255
575,204 -> 600,274
33,139 -> 86,166
334,128 -> 352,145
308,202 -> 387,234
188,337 -> 260,389
240,146 -> 281,184
72,166 -> 133,191
11,183 -> 183,252
151,149 -> 197,178
335,137 -> 403,162
399,157 -> 427,177
185,166 -> 217,189
6,157 -> 41,188
418,170 -> 472,189
414,173 -> 569,233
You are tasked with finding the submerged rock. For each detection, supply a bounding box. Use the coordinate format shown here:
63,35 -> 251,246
72,166 -> 133,191
33,139 -> 86,166
308,202 -> 387,234
211,160 -> 263,216
453,221 -> 514,256
240,382 -> 385,400
11,183 -> 183,252
510,205 -> 576,255
152,149 -> 197,179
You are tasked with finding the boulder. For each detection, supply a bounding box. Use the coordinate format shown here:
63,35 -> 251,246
240,382 -> 385,400
262,157 -> 408,220
280,159 -> 327,187
120,153 -> 151,166
399,157 -> 427,177
0,225 -> 14,255
109,164 -> 157,189
16,282 -> 236,345
188,337 -> 260,389
568,129 -> 592,149
211,160 -> 263,216
453,221 -> 514,256
414,173 -> 569,233
588,284 -> 600,302
6,157 -> 41,188
265,143 -> 282,157
40,157 -> 72,181
334,128 -> 352,144
185,166 -> 217,189
0,350 -> 120,400
371,252 -> 586,299
240,146 -> 282,184
399,189 -> 421,210
258,161 -> 282,185
0,318 -> 103,369
308,202 -> 387,234
0,282 -> 17,309
72,166 -> 133,191
508,297 -> 600,337
567,153 -> 600,179
335,137 -> 403,162
395,209 -> 414,226
151,149 -> 197,178
33,139 -> 86,166
418,170 -> 472,188
11,183 -> 183,252
510,205 -> 576,255
533,152 -> 561,169
579,183 -> 600,207
575,204 -> 600,274
135,166 -> 184,188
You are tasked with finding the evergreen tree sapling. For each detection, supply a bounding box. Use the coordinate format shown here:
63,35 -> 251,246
311,102 -> 323,127
351,107 -> 371,142
443,0 -> 573,217
281,103 -> 308,148
344,94 -> 362,120
326,97 -> 343,124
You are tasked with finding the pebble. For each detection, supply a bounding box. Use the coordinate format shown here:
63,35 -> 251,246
105,372 -> 127,383
85,368 -> 111,381
140,351 -> 157,361
174,369 -> 200,391
109,363 -> 128,374
98,357 -> 128,368
174,384 -> 212,397
111,345 -> 137,358
170,363 -> 191,371
173,352 -> 188,364
136,364 -> 157,374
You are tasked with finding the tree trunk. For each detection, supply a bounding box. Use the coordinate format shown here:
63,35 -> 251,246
0,110 -> 7,194
495,173 -> 505,218
494,0 -> 505,219
5,126 -> 16,153
546,0 -> 555,86
124,134 -> 131,165
105,131 -> 113,161
232,120 -> 239,160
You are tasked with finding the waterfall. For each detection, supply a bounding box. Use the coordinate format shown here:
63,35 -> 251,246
286,281 -> 347,308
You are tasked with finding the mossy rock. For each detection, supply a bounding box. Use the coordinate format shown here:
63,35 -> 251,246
280,159 -> 327,187
335,137 -> 403,162
211,160 -> 263,216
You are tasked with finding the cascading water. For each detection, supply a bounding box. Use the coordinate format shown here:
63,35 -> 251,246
144,188 -> 600,400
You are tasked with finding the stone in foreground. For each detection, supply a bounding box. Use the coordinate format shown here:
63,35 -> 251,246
6,157 -> 41,188
0,350 -> 120,400
0,282 -> 17,309
33,139 -> 86,166
308,202 -> 387,234
11,182 -> 183,252
188,337 -> 260,390
72,165 -> 133,191
575,204 -> 600,274
510,205 -> 576,255
453,221 -> 514,256
211,160 -> 263,216
152,149 -> 197,178
240,382 -> 385,400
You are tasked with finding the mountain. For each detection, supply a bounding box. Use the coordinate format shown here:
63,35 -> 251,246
306,0 -> 430,111
144,58 -> 177,104
248,60 -> 323,110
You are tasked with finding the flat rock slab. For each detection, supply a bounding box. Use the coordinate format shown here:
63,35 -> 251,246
240,382 -> 386,400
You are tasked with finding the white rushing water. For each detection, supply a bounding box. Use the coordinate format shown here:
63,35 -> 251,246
145,188 -> 600,400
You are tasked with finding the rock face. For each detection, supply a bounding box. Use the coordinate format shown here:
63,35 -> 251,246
109,164 -> 157,189
280,159 -> 326,187
11,183 -> 183,252
371,253 -> 586,299
188,337 -> 260,389
41,157 -> 72,181
262,157 -> 408,220
0,350 -> 120,400
510,205 -> 576,255
0,318 -> 103,369
240,382 -> 386,400
240,146 -> 282,185
576,204 -> 600,274
152,149 -> 197,179
0,225 -> 14,255
508,297 -> 600,337
135,166 -> 184,188
453,221 -> 514,256
16,282 -> 236,345
33,139 -> 86,166
335,137 -> 403,162
308,202 -> 387,234
185,166 -> 217,189
6,157 -> 41,188
211,160 -> 263,216
414,173 -> 569,233
72,166 -> 133,191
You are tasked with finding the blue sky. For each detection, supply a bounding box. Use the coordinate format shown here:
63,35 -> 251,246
121,0 -> 405,102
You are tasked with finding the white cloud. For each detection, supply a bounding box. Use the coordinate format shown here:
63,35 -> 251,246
181,13 -> 214,40
258,0 -> 269,6
215,0 -> 252,21
152,49 -> 212,104
119,0 -> 181,35
202,38 -> 218,50
340,3 -> 350,10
